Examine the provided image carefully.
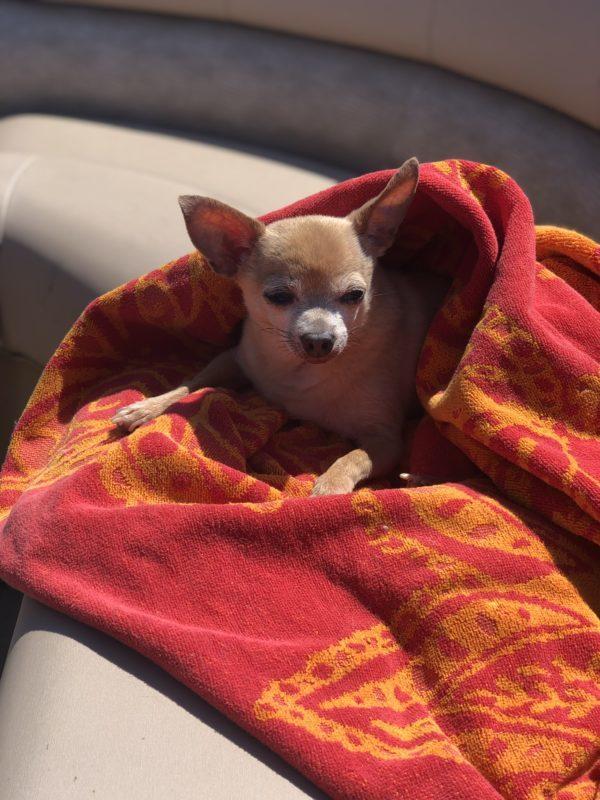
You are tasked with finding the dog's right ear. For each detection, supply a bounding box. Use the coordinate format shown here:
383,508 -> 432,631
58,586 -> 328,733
178,196 -> 265,277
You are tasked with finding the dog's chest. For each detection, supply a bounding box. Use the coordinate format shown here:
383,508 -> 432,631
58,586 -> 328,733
241,353 -> 407,439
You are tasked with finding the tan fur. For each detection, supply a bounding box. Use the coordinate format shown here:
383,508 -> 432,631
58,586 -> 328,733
113,159 -> 448,495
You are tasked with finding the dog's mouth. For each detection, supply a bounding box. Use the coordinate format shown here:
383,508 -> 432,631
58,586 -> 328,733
301,354 -> 337,365
287,343 -> 339,364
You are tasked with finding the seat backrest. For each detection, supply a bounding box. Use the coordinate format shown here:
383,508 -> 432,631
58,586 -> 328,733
46,0 -> 600,129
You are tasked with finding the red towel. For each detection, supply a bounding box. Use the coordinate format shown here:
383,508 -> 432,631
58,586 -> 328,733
1,160 -> 599,799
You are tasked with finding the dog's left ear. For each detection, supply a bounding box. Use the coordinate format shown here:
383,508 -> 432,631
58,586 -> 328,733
179,195 -> 265,277
349,157 -> 419,257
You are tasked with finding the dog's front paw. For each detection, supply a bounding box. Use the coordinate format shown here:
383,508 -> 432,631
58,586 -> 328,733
111,399 -> 163,432
311,472 -> 355,497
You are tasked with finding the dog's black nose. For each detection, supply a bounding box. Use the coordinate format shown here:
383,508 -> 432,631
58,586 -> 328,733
300,333 -> 335,358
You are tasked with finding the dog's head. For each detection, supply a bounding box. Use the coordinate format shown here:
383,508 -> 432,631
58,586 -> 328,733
179,158 -> 419,364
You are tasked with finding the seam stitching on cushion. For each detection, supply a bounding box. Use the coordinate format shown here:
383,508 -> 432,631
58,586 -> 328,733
0,154 -> 38,244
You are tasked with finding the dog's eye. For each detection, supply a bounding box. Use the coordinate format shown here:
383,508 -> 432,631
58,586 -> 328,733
340,289 -> 365,304
264,290 -> 295,306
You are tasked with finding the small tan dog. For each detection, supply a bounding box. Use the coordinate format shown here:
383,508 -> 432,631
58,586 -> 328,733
113,158 -> 447,495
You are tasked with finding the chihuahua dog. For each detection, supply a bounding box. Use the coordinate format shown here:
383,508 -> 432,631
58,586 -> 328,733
112,158 -> 447,495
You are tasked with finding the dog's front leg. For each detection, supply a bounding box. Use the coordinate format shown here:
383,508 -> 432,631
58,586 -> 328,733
311,431 -> 402,497
112,348 -> 247,432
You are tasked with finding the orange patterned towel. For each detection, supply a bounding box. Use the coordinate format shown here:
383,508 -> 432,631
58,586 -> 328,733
1,161 -> 599,800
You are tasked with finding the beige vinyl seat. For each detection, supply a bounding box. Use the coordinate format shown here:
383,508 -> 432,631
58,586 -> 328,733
0,601 -> 327,800
0,114 -> 336,800
0,0 -> 599,798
